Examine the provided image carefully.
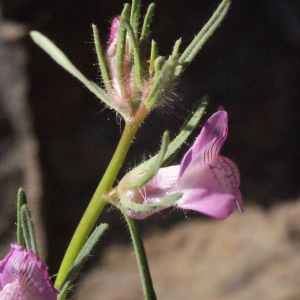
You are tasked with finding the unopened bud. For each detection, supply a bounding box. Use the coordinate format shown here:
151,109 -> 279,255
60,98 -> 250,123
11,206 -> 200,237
107,17 -> 120,57
106,17 -> 140,117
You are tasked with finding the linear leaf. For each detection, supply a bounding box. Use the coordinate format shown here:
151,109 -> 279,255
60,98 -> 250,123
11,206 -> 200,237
58,224 -> 108,299
30,31 -> 124,115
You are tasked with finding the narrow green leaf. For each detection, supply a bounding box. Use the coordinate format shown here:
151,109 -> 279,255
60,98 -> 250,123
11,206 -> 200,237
146,54 -> 178,109
21,204 -> 38,256
29,31 -> 124,114
129,131 -> 169,189
58,224 -> 108,299
17,188 -> 26,247
177,0 -> 230,76
92,24 -> 112,94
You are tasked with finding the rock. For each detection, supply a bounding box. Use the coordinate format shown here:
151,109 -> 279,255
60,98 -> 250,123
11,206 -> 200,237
0,8 -> 44,256
76,201 -> 300,300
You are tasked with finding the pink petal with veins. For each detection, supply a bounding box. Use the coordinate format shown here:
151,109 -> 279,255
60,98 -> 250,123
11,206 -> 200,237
179,110 -> 228,178
177,156 -> 243,219
0,244 -> 58,300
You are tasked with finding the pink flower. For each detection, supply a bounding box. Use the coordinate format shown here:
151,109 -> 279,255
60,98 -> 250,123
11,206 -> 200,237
0,244 -> 58,300
126,109 -> 243,220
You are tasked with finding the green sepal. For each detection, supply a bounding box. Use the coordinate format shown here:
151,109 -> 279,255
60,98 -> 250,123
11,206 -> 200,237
17,188 -> 26,247
130,0 -> 141,39
146,54 -> 178,109
116,4 -> 131,98
129,131 -> 169,189
131,97 -> 208,175
172,38 -> 182,56
21,204 -> 39,256
122,18 -> 143,88
149,40 -> 158,75
124,192 -> 183,213
58,224 -> 108,299
139,3 -> 155,60
154,56 -> 165,73
176,0 -> 230,76
162,96 -> 208,165
92,24 -> 113,94
29,31 -> 124,115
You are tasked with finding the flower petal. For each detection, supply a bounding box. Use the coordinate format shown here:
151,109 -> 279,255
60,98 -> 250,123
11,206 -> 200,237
0,244 -> 58,300
177,156 -> 242,220
126,165 -> 180,219
107,17 -> 120,57
179,110 -> 228,178
0,282 -> 29,300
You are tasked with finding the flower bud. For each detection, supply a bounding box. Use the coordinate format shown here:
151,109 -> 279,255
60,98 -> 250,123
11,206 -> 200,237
106,17 -> 140,116
107,17 -> 119,57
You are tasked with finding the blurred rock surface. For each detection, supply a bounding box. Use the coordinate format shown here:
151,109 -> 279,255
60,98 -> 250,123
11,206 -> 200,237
0,7 -> 44,256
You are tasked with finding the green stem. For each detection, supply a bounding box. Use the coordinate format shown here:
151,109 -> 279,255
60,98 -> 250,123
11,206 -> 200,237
54,106 -> 148,291
120,208 -> 157,300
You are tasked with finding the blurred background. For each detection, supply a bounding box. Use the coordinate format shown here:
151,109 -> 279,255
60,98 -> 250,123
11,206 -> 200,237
1,0 -> 300,298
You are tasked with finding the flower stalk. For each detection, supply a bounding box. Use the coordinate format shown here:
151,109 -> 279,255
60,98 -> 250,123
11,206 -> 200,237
121,208 -> 157,300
